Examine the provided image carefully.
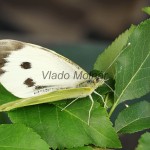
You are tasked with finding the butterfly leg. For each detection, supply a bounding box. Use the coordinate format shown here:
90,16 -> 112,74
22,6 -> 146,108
93,91 -> 107,108
88,95 -> 94,125
61,97 -> 79,111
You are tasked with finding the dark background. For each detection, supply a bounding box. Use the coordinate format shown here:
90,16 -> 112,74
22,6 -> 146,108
0,0 -> 150,149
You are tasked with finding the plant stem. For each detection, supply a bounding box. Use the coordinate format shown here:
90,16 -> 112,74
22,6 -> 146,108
108,102 -> 117,117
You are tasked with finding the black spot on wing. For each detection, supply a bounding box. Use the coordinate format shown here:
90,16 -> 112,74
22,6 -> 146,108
21,62 -> 31,69
24,78 -> 35,87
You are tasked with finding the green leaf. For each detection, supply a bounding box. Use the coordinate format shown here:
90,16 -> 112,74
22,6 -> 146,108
136,132 -> 150,150
94,25 -> 135,78
115,19 -> 150,102
142,7 -> 150,15
8,99 -> 121,149
0,124 -> 49,150
115,101 -> 150,134
0,84 -> 18,105
109,19 -> 150,116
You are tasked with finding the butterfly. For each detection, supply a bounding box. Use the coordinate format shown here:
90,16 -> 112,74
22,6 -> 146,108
0,39 -> 105,125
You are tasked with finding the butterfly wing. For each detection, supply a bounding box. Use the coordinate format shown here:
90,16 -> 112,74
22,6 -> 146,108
0,39 -> 87,98
0,87 -> 93,111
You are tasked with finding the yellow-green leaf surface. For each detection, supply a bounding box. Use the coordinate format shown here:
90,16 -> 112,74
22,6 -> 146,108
115,101 -> 150,134
94,25 -> 135,77
142,7 -> 150,15
109,19 -> 150,116
136,132 -> 150,150
8,99 -> 121,149
115,19 -> 150,102
0,124 -> 49,150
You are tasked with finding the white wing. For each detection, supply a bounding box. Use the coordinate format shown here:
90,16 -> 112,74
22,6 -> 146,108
0,39 -> 87,98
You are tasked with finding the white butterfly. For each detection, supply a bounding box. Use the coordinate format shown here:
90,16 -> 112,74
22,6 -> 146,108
0,39 -> 105,125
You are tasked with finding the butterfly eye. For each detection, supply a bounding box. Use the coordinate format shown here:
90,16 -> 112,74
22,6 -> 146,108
96,77 -> 100,82
87,80 -> 92,83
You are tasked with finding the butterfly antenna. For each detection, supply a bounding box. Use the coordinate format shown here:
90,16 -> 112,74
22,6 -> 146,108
104,81 -> 118,99
103,42 -> 131,74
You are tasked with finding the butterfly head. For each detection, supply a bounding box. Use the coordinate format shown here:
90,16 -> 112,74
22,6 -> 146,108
79,76 -> 105,90
91,76 -> 105,89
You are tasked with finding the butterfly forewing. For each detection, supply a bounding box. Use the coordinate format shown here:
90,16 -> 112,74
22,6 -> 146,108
0,40 -> 87,98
